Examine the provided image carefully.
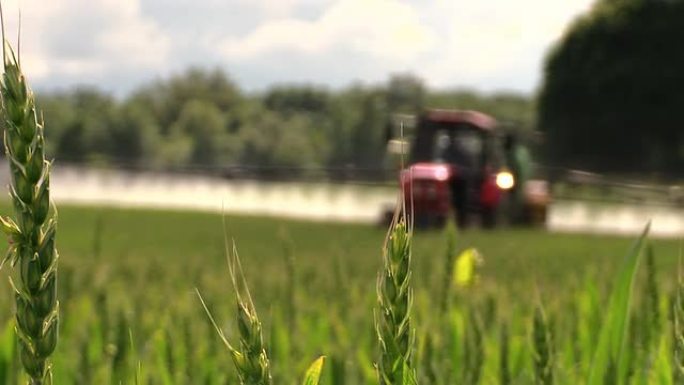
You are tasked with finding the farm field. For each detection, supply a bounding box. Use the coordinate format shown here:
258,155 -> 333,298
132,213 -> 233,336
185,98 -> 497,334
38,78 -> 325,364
0,203 -> 682,384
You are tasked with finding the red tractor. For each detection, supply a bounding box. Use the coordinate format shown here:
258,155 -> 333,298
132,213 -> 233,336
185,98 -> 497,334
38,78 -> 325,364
387,109 -> 544,228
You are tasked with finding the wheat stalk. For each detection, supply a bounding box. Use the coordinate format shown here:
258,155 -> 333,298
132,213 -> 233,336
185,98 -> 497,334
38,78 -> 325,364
439,220 -> 457,315
672,274 -> 684,383
644,245 -> 661,344
0,17 -> 58,385
463,310 -> 483,385
499,323 -> 510,385
532,304 -> 553,385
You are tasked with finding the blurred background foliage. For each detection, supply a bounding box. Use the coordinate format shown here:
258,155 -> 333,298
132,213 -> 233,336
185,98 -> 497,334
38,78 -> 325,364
539,0 -> 684,177
35,70 -> 535,173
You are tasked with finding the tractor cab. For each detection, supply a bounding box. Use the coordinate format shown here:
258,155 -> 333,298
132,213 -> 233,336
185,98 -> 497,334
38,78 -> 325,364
388,109 -> 514,228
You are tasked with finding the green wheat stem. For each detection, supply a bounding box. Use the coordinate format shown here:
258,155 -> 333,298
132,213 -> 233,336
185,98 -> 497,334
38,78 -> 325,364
464,310 -> 483,385
532,304 -> 553,385
645,245 -> 661,341
672,274 -> 684,383
279,229 -> 296,337
439,220 -> 457,316
500,323 -> 510,385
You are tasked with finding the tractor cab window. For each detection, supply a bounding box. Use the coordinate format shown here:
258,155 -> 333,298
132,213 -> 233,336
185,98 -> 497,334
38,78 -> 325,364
453,129 -> 483,158
436,126 -> 483,172
433,130 -> 452,162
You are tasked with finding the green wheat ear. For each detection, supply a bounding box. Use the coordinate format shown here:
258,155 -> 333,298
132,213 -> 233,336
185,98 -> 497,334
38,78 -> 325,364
197,241 -> 272,385
375,204 -> 417,385
0,26 -> 59,385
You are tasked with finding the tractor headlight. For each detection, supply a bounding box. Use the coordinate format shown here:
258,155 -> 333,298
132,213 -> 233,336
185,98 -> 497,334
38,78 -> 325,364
496,171 -> 515,190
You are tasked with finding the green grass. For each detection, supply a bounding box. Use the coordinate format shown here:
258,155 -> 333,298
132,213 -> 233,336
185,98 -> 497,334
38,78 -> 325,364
1,203 -> 678,330
0,203 -> 681,384
21,203 -> 678,302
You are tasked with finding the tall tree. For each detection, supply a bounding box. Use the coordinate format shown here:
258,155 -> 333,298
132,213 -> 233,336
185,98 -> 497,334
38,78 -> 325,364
131,67 -> 241,133
53,88 -> 117,163
385,73 -> 425,114
109,101 -> 162,167
169,100 -> 229,167
538,0 -> 684,176
263,86 -> 330,116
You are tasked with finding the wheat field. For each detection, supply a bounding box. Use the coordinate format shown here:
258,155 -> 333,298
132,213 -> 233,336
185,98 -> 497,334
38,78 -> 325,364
0,203 -> 680,384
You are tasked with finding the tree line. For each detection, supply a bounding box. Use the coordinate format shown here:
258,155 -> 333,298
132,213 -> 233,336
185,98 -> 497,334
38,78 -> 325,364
35,70 -> 534,177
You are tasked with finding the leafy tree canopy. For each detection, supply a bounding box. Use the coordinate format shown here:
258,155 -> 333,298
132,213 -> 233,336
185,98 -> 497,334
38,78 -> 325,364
538,0 -> 684,176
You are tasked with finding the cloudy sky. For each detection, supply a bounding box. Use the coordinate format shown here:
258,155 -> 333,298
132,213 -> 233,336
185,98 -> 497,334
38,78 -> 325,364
2,0 -> 594,96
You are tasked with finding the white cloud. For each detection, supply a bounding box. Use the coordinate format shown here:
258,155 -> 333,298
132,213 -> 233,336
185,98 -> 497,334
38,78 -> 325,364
419,0 -> 595,87
232,0 -> 335,18
219,0 -> 594,91
0,0 -> 170,82
221,0 -> 437,62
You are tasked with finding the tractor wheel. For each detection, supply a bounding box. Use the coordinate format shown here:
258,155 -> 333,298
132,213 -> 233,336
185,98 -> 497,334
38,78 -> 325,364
455,209 -> 468,229
434,215 -> 447,229
525,203 -> 548,226
481,206 -> 498,229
